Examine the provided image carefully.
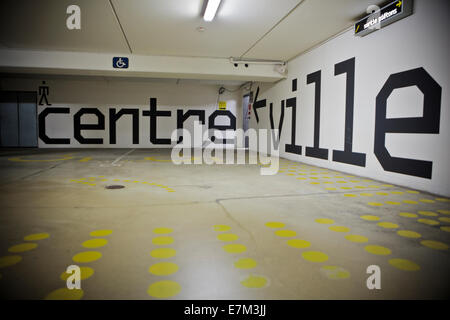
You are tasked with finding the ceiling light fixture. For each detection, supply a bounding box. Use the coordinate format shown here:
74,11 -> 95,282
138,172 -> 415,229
204,0 -> 221,21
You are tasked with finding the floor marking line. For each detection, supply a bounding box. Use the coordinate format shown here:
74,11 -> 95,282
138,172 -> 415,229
111,149 -> 135,165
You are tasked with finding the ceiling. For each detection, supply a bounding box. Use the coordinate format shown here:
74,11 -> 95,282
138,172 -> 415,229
0,0 -> 386,61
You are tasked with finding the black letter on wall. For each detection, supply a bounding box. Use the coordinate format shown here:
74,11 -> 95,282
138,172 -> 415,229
74,108 -> 105,144
252,87 -> 266,123
374,67 -> 441,179
269,101 -> 284,149
285,97 -> 302,155
109,108 -> 139,144
305,70 -> 328,159
208,110 -> 236,143
332,57 -> 366,166
177,109 -> 205,143
38,107 -> 70,144
142,98 -> 172,145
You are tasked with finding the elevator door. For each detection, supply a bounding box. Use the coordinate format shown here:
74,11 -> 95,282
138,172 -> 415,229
0,91 -> 38,147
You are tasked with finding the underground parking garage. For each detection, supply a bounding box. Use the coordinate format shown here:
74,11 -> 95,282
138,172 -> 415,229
0,0 -> 449,311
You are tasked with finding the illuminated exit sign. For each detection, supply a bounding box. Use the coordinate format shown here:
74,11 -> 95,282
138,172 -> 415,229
354,0 -> 413,37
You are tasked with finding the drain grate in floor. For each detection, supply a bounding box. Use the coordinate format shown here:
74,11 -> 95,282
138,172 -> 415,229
105,185 -> 125,190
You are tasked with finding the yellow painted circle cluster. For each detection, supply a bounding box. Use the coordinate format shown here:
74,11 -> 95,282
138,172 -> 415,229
389,259 -> 420,271
72,251 -> 102,263
45,288 -> 84,300
320,266 -> 350,279
240,275 -> 267,288
148,262 -> 179,276
147,280 -> 181,298
150,248 -> 177,259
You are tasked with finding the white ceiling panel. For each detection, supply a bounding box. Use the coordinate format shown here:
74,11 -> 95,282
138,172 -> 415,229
243,0 -> 387,60
111,0 -> 301,58
0,0 -> 129,53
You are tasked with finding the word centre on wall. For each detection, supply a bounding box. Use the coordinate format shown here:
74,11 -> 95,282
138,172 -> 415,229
38,98 -> 237,147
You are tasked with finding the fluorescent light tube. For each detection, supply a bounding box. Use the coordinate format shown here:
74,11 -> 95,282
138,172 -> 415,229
204,0 -> 221,21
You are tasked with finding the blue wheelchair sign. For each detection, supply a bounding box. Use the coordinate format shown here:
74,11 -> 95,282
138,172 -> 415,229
113,57 -> 129,69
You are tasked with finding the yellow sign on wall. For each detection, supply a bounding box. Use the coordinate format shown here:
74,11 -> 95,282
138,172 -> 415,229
218,101 -> 227,110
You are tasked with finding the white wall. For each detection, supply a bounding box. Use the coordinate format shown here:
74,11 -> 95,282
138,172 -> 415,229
250,0 -> 450,196
0,77 -> 240,148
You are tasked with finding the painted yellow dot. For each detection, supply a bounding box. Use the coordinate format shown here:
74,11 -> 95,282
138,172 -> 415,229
90,229 -> 112,237
389,259 -> 420,271
72,251 -> 102,263
153,227 -> 173,234
420,240 -> 448,250
437,209 -> 450,215
217,233 -> 239,242
223,244 -> 247,254
152,236 -> 174,245
397,230 -> 421,239
345,235 -> 368,243
310,182 -> 320,185
385,201 -> 401,205
329,226 -> 350,233
344,194 -> 357,197
368,202 -> 383,207
241,275 -> 267,288
399,212 -> 418,218
45,288 -> 84,300
403,200 -> 418,204
320,266 -> 350,279
365,245 -> 391,255
439,217 -> 450,223
24,233 -> 49,241
8,243 -> 37,253
149,262 -> 179,276
419,199 -> 434,203
302,251 -> 328,263
213,224 -> 231,232
265,222 -> 285,229
0,255 -> 22,268
360,215 -> 380,221
360,193 -> 373,196
391,191 -> 404,195
150,248 -> 177,259
60,266 -> 94,281
406,190 -> 419,194
286,239 -> 311,249
325,187 -> 337,191
418,211 -> 438,217
82,238 -> 108,249
440,226 -> 450,232
315,218 -> 334,224
417,218 -> 439,226
274,230 -> 297,237
234,258 -> 257,269
376,192 -> 389,196
377,222 -> 399,229
147,280 -> 181,298
341,187 -> 352,190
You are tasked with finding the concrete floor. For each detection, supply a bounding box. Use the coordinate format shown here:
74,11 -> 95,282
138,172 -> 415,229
0,148 -> 448,300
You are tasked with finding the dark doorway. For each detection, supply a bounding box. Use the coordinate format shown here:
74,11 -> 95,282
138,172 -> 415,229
0,91 -> 38,147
